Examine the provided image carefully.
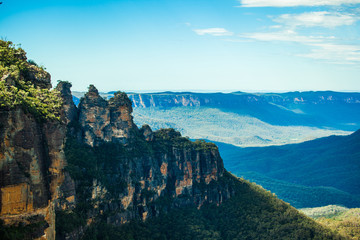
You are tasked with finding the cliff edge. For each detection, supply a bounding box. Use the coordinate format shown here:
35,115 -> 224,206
0,40 -> 66,240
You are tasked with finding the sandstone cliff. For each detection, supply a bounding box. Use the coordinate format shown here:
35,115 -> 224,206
0,71 -> 232,240
78,86 -> 137,146
56,85 -> 234,239
0,40 -> 66,240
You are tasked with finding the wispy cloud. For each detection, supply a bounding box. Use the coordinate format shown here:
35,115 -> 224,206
241,30 -> 326,43
241,30 -> 360,64
300,43 -> 360,63
236,3 -> 360,64
240,0 -> 360,7
194,28 -> 234,36
274,11 -> 359,28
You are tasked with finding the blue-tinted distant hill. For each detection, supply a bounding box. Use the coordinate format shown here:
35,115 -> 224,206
128,91 -> 360,131
215,130 -> 360,208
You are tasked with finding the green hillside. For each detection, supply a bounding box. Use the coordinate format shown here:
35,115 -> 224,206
226,171 -> 360,208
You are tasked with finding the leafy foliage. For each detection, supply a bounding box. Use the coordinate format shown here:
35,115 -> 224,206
0,219 -> 48,240
55,210 -> 86,235
300,205 -> 350,219
0,40 -> 62,121
109,91 -> 133,108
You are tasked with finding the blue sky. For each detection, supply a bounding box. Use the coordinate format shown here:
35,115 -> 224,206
1,0 -> 360,92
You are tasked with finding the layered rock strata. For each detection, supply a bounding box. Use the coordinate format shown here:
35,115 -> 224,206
0,84 -> 66,239
1,81 -> 232,240
78,86 -> 137,146
56,85 -> 234,239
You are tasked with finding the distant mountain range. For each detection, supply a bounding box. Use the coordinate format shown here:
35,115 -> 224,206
73,90 -> 360,147
216,130 -> 360,208
73,91 -> 360,131
127,91 -> 360,130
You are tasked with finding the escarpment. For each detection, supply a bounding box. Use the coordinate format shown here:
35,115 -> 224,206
0,42 -> 66,239
55,84 -> 234,239
0,107 -> 67,240
1,68 -> 232,240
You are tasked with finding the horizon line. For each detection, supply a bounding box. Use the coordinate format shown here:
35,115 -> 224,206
71,89 -> 360,94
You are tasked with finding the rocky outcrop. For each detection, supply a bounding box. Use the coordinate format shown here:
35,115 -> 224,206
55,81 -> 78,124
56,86 -> 234,239
1,41 -> 233,240
1,81 -> 233,240
25,65 -> 52,90
140,124 -> 154,141
61,131 -> 231,231
78,86 -> 137,146
0,107 -> 66,240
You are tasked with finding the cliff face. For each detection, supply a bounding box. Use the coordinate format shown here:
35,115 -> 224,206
54,85 -> 233,239
56,81 -> 78,124
78,86 -> 137,146
0,41 -> 232,240
0,86 -> 66,240
0,74 -> 232,240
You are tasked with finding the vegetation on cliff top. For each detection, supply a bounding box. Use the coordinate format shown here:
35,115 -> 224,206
109,91 -> 133,109
0,40 -> 62,121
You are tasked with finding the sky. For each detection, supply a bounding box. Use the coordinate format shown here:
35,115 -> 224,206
0,0 -> 360,92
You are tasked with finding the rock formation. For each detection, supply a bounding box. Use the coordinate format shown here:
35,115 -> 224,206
55,85 -> 234,239
0,79 -> 66,239
78,86 -> 137,146
55,81 -> 78,124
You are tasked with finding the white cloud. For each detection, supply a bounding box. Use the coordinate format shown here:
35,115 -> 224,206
241,30 -> 360,64
240,0 -> 360,7
194,28 -> 234,36
300,43 -> 360,63
274,11 -> 359,28
241,30 -> 327,44
237,8 -> 360,64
